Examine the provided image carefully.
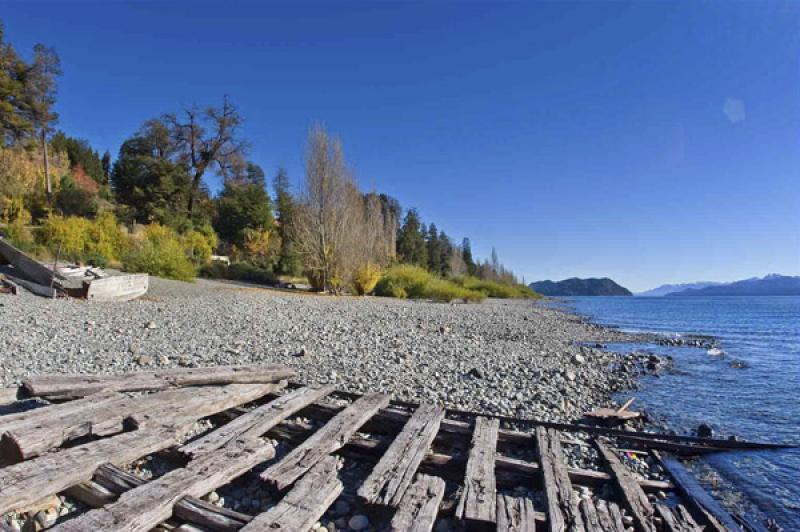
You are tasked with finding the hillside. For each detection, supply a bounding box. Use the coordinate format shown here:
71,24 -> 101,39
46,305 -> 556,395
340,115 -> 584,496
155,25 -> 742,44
529,277 -> 632,296
670,274 -> 800,296
636,281 -> 721,297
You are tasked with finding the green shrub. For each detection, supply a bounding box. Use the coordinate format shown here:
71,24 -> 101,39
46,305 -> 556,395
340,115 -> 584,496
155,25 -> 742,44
352,263 -> 381,295
122,224 -> 196,281
375,265 -> 484,302
451,276 -> 541,299
199,261 -> 277,286
39,214 -> 92,261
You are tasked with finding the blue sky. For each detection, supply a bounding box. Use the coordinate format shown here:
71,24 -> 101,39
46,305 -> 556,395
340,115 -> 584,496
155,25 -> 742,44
3,1 -> 799,291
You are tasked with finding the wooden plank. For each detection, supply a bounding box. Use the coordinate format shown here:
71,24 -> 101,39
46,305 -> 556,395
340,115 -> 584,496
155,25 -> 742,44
595,500 -> 625,532
594,438 -> 656,532
0,388 -> 18,406
22,364 -> 295,398
0,424 -> 187,515
655,503 -> 703,532
535,427 -> 585,532
3,273 -> 56,298
180,385 -> 334,459
655,452 -> 739,532
496,494 -> 542,532
389,474 -> 445,532
1,383 -> 283,461
241,456 -> 342,531
358,402 -> 444,507
455,416 -> 498,529
67,465 -> 253,532
260,393 -> 390,490
0,238 -> 56,286
84,273 -> 149,302
52,439 -> 275,532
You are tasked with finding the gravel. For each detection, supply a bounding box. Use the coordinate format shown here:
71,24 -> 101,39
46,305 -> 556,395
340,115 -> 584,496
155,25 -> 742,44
0,276 -> 654,422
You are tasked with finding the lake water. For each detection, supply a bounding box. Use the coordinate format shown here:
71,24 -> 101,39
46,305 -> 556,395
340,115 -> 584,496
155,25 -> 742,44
564,296 -> 800,530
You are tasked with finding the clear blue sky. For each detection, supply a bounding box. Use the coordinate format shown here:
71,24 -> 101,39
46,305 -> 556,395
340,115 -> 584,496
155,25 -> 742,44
3,1 -> 799,291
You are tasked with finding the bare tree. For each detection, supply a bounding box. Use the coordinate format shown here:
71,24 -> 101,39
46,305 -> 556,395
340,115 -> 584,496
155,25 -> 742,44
165,96 -> 246,214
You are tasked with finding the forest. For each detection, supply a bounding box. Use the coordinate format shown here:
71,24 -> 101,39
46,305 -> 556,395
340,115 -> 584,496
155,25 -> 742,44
0,23 -> 534,302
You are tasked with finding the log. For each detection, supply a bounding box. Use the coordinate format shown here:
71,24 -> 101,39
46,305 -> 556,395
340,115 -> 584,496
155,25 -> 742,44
654,452 -> 739,532
0,424 -> 188,515
0,388 -> 19,406
3,274 -> 56,298
64,480 -> 117,507
0,238 -> 56,286
180,385 -> 334,459
595,500 -> 625,532
655,503 -> 703,532
594,438 -> 656,532
389,474 -> 445,532
260,393 -> 390,490
52,439 -> 275,532
455,417 -> 498,530
84,274 -> 149,302
535,427 -> 585,532
0,276 -> 17,295
496,494 -> 544,532
241,456 -> 342,531
1,383 -> 283,462
22,364 -> 295,398
358,403 -> 444,507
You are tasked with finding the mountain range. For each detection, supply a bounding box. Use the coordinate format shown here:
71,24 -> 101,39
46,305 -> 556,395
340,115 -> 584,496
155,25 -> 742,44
529,277 -> 632,296
639,274 -> 800,296
636,282 -> 721,297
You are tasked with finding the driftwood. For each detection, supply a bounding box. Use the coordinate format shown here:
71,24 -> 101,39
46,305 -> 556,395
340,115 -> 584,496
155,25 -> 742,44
389,474 -> 446,532
456,416 -> 498,530
0,238 -> 56,286
536,427 -> 585,531
261,393 -> 390,490
180,384 -> 333,459
52,439 -> 275,532
655,503 -> 703,532
2,273 -> 56,298
594,438 -> 656,532
22,364 -> 295,398
241,456 -> 342,531
358,402 -> 444,507
496,494 -> 545,532
0,388 -> 18,406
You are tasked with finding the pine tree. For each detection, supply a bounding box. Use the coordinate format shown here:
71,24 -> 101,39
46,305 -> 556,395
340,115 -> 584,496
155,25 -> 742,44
462,237 -> 476,276
273,167 -> 301,275
397,208 -> 428,266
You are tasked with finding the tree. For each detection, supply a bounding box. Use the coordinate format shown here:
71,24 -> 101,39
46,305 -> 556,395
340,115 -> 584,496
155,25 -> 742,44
462,237 -> 476,276
164,96 -> 246,215
0,23 -> 33,143
101,150 -> 111,183
213,177 -> 273,247
21,44 -> 61,204
426,223 -> 442,275
396,208 -> 427,267
50,132 -> 104,183
273,167 -> 301,275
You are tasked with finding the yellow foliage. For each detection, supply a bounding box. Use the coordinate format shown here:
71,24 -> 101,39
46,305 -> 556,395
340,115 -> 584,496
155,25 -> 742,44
242,228 -> 280,268
0,197 -> 33,247
352,263 -> 381,295
182,229 -> 216,266
40,214 -> 92,260
86,211 -> 128,261
0,145 -> 70,199
122,223 -> 196,280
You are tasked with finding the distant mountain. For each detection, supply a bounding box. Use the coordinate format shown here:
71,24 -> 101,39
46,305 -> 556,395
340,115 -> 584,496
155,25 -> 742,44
669,274 -> 800,296
529,277 -> 632,296
636,282 -> 721,297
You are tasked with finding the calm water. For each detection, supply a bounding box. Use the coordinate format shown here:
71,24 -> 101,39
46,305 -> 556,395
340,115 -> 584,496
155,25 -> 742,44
565,296 -> 800,530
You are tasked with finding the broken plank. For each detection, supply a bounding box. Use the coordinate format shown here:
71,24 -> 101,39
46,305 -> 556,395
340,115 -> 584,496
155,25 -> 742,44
0,238 -> 56,286
535,427 -> 585,532
52,439 -> 275,532
2,383 -> 283,462
22,364 -> 295,398
390,474 -> 446,532
594,438 -> 656,532
3,274 -> 56,298
0,424 -> 188,515
655,452 -> 739,532
84,273 -> 149,302
0,388 -> 18,406
456,416 -> 498,530
655,503 -> 703,532
260,393 -> 390,490
180,384 -> 334,459
242,456 -> 342,531
495,494 -> 544,532
358,402 -> 444,507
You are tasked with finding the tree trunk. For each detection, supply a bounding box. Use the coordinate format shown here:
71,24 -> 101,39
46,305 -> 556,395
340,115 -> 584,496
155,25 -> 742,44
42,130 -> 52,205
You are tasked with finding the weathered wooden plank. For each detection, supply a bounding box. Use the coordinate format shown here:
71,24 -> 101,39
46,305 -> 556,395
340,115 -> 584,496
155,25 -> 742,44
69,465 -> 253,532
594,500 -> 625,532
0,387 -> 19,406
260,393 -> 391,490
264,416 -> 673,492
455,416 -> 498,529
535,427 -> 584,532
0,238 -> 56,286
84,274 -> 149,302
52,439 -> 274,532
655,452 -> 739,532
655,503 -> 703,532
0,424 -> 187,515
242,456 -> 342,531
495,494 -> 543,532
180,385 -> 334,459
358,402 -> 444,507
594,438 -> 656,532
3,274 -> 56,298
1,383 -> 283,461
22,364 -> 295,398
389,474 -> 445,532
578,497 -> 602,531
